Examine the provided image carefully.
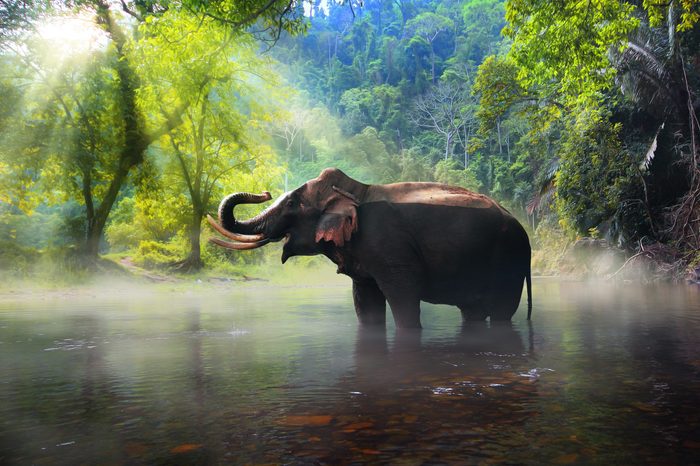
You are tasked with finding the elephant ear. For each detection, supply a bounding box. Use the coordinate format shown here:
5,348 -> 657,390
315,186 -> 358,247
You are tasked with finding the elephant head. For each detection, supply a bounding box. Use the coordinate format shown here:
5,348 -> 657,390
208,168 -> 366,263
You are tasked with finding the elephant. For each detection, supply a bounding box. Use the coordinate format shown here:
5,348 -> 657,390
208,168 -> 532,328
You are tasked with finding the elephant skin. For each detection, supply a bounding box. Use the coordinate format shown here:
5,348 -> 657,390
210,168 -> 532,328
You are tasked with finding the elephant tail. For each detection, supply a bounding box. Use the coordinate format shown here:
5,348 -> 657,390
526,264 -> 532,320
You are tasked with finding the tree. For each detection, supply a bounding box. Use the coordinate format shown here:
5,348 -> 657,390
405,12 -> 454,84
0,0 -> 46,44
434,158 -> 480,191
472,55 -> 529,159
459,0 -> 505,65
457,94 -> 478,167
411,81 -> 467,160
504,0 -> 639,108
0,10 -> 156,261
273,104 -> 310,162
135,12 -> 286,270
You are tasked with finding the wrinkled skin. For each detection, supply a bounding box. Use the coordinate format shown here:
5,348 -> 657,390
211,168 -> 532,329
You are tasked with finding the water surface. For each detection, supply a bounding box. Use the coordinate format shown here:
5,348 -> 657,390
1,281 -> 700,464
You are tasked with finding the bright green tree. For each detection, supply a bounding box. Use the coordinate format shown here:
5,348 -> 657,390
405,12 -> 454,84
134,12 -> 286,270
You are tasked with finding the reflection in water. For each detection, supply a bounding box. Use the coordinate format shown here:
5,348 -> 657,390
0,282 -> 699,464
286,323 -> 537,464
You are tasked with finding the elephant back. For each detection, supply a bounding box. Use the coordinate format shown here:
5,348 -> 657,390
366,182 -> 497,210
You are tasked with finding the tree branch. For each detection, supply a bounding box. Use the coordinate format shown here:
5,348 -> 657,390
119,0 -> 143,21
171,138 -> 196,199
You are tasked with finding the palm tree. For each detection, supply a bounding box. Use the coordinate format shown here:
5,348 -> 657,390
613,16 -> 700,253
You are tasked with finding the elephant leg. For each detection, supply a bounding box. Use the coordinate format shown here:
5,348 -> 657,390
488,290 -> 522,321
387,295 -> 422,328
371,265 -> 424,329
377,281 -> 422,329
488,267 -> 525,321
353,279 -> 387,325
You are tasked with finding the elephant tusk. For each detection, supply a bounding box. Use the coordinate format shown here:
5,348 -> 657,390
206,215 -> 267,242
209,237 -> 271,250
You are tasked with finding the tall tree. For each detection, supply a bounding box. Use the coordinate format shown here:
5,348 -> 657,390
135,12 -> 285,270
405,12 -> 453,84
411,81 -> 466,160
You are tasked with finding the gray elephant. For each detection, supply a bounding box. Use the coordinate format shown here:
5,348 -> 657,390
209,168 -> 532,328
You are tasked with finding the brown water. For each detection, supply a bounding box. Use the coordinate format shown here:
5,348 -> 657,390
1,280 -> 700,465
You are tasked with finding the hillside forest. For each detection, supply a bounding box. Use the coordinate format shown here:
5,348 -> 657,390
1,0 -> 699,281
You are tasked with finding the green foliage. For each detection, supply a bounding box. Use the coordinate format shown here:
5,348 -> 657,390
505,0 -> 639,107
133,239 -> 184,269
555,117 -> 642,242
471,0 -> 700,263
131,10 -> 287,269
181,0 -> 310,37
105,222 -> 143,252
472,55 -> 524,134
434,159 -> 481,191
0,240 -> 40,276
341,127 -> 401,182
531,216 -> 570,275
644,0 -> 700,31
460,0 -> 505,61
105,197 -> 145,252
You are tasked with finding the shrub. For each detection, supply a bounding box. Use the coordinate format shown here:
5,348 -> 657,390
0,240 -> 40,276
133,240 -> 184,269
531,218 -> 570,275
105,222 -> 144,252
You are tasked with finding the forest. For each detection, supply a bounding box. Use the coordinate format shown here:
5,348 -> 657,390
1,0 -> 699,283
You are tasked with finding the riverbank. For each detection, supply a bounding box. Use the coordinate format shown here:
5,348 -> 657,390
2,243 -> 697,303
0,256 -> 349,302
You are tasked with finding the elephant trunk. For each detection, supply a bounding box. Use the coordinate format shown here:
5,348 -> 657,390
208,191 -> 274,250
218,191 -> 272,234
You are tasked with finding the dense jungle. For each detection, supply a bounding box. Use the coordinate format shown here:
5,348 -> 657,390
1,0 -> 699,284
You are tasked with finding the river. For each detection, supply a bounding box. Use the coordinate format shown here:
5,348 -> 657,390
1,280 -> 699,464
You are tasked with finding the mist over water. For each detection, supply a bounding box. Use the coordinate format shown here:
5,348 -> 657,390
1,281 -> 699,464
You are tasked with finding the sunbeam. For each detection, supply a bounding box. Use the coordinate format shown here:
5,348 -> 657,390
35,11 -> 108,61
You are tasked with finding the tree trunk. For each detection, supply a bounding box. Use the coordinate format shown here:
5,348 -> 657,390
185,210 -> 204,271
84,223 -> 101,259
496,118 -> 503,155
81,165 -> 99,261
80,162 -> 131,263
506,131 -> 511,163
73,1 -> 150,264
463,125 -> 470,167
179,98 -> 206,273
172,207 -> 204,273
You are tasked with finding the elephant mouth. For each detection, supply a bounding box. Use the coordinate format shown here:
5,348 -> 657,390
206,215 -> 286,250
281,235 -> 293,264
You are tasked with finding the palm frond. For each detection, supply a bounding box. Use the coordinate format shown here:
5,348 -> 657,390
527,159 -> 559,215
641,122 -> 665,171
